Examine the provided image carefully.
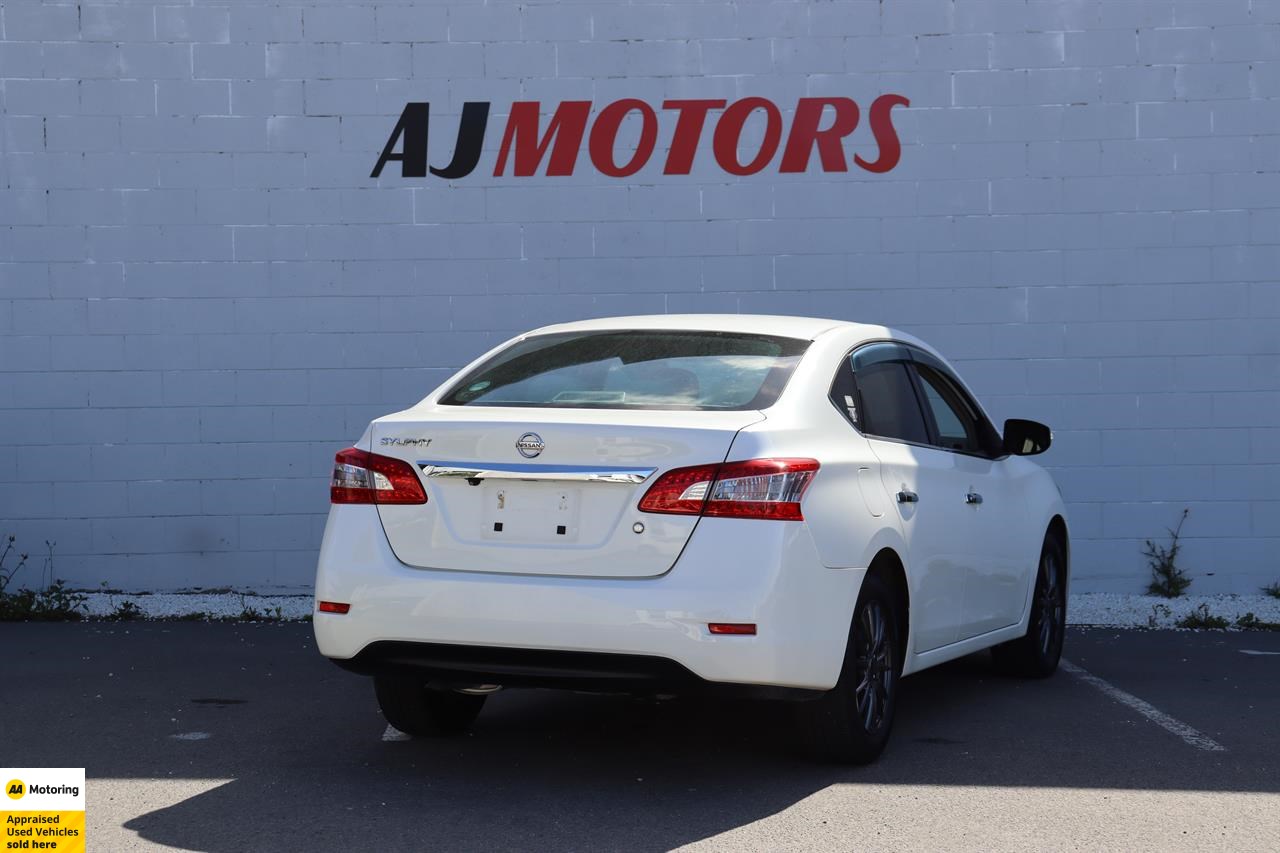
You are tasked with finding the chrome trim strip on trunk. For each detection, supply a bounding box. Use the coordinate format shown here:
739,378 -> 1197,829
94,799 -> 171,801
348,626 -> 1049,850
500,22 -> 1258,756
418,460 -> 656,484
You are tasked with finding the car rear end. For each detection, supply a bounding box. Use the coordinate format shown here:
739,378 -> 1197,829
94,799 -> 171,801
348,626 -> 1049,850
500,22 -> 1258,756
313,324 -> 864,693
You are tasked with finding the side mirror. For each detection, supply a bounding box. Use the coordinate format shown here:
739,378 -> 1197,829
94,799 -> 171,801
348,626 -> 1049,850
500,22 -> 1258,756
1003,419 -> 1052,456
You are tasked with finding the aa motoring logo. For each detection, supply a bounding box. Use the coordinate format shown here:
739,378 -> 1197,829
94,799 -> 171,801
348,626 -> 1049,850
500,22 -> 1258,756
372,95 -> 910,180
2,767 -> 85,853
5,780 -> 78,799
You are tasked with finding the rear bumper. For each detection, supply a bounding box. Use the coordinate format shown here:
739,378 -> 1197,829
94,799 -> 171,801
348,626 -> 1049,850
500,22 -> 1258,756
330,641 -> 823,700
313,506 -> 865,691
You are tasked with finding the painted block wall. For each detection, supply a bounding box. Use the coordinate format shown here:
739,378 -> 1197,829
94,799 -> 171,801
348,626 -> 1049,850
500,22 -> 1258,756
1,0 -> 1277,593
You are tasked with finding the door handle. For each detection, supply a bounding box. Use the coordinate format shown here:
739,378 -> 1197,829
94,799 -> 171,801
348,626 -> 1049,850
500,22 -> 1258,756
966,491 -> 983,505
897,490 -> 918,504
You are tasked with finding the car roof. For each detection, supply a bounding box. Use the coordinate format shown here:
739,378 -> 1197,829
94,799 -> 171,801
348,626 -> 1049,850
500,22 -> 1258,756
526,314 -> 885,342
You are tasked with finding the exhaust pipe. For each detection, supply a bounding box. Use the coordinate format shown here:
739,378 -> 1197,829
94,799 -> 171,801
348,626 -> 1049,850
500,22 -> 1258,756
453,684 -> 503,695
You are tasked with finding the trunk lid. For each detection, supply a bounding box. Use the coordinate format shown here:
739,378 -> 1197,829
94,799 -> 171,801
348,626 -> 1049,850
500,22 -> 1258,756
372,406 -> 764,578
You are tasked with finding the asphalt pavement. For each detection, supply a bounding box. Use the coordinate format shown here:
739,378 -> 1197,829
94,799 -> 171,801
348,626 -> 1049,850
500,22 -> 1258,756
2,623 -> 1277,852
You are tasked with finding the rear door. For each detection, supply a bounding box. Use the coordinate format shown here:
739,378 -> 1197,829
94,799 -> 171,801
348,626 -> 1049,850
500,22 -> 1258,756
843,343 -> 975,653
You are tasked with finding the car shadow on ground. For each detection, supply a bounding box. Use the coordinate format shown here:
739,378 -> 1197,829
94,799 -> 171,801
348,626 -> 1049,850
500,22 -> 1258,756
111,646 -> 1274,853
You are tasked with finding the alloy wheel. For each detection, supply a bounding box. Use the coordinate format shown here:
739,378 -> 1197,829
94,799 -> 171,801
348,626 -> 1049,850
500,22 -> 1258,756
1036,551 -> 1064,657
853,600 -> 895,733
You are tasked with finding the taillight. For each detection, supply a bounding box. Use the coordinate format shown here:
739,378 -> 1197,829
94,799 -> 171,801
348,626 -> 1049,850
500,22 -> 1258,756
638,458 -> 818,521
634,462 -> 721,515
330,448 -> 427,505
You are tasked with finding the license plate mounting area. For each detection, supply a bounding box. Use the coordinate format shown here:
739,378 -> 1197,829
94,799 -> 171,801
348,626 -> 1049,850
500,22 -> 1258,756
482,482 -> 581,543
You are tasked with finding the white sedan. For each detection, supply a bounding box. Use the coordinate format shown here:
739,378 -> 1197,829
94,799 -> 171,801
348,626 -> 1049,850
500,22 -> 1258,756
314,315 -> 1067,763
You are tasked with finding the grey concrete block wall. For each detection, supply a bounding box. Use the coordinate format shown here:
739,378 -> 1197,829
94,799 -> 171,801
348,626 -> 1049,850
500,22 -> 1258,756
1,0 -> 1277,593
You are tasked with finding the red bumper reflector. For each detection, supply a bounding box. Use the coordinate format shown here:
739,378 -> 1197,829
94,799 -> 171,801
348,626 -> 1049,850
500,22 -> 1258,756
708,622 -> 757,635
317,601 -> 350,614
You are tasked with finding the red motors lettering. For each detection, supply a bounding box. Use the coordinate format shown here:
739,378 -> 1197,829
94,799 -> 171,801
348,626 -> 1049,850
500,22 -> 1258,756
371,95 -> 909,179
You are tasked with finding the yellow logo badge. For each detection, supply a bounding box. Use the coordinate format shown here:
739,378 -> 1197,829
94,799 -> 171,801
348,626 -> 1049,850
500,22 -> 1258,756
6,779 -> 24,799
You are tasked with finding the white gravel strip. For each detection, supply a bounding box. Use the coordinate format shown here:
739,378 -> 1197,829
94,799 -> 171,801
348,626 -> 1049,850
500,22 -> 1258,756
79,591 -> 313,621
69,590 -> 1280,627
1068,592 -> 1280,629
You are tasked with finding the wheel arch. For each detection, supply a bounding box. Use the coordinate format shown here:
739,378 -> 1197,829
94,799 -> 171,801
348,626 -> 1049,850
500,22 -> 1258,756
1047,514 -> 1070,594
866,547 -> 910,672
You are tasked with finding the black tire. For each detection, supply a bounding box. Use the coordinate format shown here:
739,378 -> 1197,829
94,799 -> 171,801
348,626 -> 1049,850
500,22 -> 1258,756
373,675 -> 487,737
992,533 -> 1067,678
801,572 -> 902,765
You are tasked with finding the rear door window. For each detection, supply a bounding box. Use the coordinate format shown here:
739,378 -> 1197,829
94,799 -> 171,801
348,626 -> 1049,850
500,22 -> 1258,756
440,330 -> 810,411
855,362 -> 930,444
837,343 -> 930,444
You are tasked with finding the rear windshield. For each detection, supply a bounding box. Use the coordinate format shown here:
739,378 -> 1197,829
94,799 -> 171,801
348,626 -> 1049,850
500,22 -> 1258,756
439,330 -> 810,411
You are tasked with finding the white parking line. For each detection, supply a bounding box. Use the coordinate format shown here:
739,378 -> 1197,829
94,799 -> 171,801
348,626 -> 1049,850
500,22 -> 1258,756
1239,649 -> 1280,656
1060,659 -> 1226,753
381,724 -> 411,742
